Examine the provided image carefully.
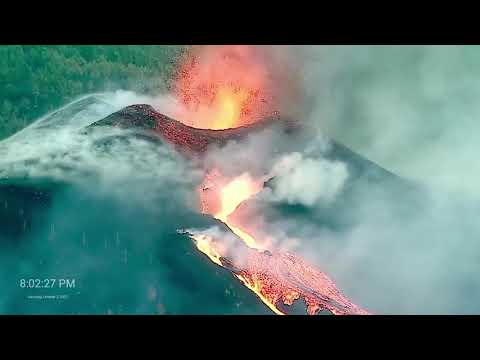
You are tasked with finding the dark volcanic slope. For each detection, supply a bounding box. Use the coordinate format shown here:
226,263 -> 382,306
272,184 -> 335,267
0,183 -> 55,245
90,104 -> 285,154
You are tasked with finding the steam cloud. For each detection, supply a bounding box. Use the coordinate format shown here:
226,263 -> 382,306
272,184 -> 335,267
266,152 -> 348,206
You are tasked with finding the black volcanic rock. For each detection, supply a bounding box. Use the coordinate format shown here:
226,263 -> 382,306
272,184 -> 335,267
91,104 -> 159,130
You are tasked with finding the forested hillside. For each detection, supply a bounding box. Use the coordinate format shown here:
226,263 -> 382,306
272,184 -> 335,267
0,45 -> 184,140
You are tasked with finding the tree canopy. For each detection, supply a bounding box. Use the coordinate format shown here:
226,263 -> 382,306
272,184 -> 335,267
0,45 -> 184,140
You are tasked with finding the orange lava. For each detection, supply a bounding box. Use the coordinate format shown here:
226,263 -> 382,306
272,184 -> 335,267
199,170 -> 265,249
188,230 -> 370,315
173,45 -> 279,130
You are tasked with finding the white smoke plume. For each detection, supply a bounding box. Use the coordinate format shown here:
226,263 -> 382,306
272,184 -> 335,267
266,152 -> 348,207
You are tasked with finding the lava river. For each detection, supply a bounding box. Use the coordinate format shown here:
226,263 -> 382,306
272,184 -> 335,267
185,169 -> 370,315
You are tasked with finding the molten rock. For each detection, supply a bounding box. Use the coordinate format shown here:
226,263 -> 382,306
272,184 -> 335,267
185,227 -> 370,315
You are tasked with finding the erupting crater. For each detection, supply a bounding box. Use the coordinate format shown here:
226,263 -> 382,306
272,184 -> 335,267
172,45 -> 281,130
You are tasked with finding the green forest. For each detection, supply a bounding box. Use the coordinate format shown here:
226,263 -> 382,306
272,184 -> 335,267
0,45 -> 185,140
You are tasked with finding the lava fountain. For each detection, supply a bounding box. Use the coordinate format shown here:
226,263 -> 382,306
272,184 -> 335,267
172,45 -> 280,130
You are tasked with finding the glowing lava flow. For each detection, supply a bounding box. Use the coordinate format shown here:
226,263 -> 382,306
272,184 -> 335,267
213,173 -> 264,249
189,171 -> 371,315
198,170 -> 265,249
188,227 -> 371,315
191,233 -> 224,267
234,274 -> 285,315
195,171 -> 288,312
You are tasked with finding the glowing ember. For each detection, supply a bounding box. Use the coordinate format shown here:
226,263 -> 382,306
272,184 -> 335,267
173,45 -> 279,130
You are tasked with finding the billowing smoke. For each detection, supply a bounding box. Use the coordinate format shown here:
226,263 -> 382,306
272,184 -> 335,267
266,152 -> 348,206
